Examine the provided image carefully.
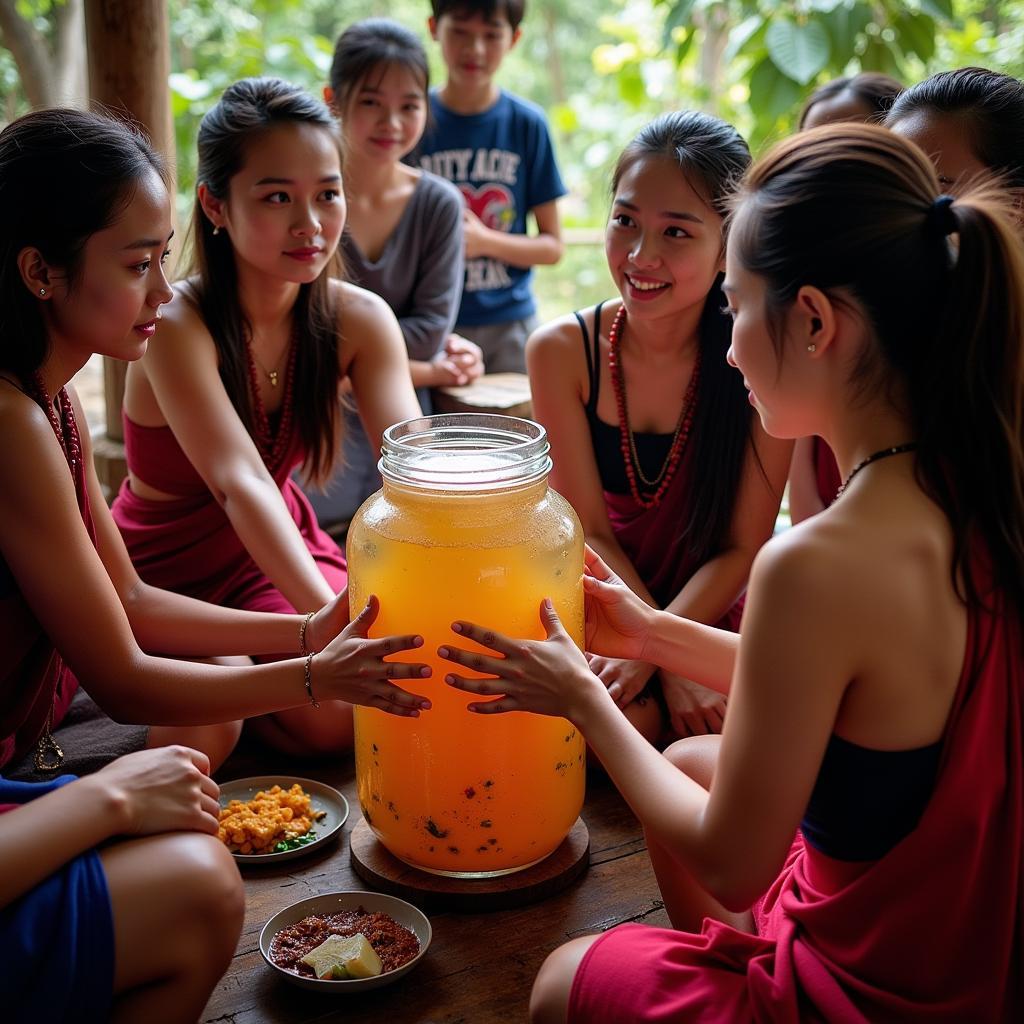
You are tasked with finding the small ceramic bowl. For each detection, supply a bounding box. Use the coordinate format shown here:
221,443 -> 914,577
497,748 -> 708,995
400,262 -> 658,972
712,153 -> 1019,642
259,891 -> 432,993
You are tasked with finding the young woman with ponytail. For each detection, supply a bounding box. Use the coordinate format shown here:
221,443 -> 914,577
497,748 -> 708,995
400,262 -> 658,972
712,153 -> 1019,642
438,123 -> 1024,1021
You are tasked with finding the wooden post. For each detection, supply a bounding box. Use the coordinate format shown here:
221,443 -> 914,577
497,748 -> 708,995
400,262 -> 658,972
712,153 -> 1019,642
84,0 -> 173,498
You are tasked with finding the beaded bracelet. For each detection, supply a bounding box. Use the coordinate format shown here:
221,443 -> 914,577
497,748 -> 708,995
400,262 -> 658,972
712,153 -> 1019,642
298,611 -> 315,656
304,652 -> 319,709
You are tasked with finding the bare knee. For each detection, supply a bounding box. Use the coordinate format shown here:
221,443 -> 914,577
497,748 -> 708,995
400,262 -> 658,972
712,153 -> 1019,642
162,833 -> 244,968
663,734 -> 721,790
530,936 -> 599,1024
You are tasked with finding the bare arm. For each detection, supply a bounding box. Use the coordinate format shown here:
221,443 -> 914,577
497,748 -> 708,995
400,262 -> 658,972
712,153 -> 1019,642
0,390 -> 429,726
0,746 -> 217,910
662,422 -> 792,626
79,393 -> 308,658
442,531 -> 851,911
526,314 -> 656,605
340,282 -> 422,454
135,292 -> 335,611
463,199 -> 563,269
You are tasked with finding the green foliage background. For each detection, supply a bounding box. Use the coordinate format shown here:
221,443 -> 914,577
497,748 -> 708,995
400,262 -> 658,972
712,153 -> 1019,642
1,0 -> 1023,317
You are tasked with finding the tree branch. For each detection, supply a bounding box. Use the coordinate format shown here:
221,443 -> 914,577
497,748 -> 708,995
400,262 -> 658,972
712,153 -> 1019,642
0,0 -> 56,107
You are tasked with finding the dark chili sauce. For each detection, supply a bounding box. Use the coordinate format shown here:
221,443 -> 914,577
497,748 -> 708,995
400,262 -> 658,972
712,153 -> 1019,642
269,907 -> 420,978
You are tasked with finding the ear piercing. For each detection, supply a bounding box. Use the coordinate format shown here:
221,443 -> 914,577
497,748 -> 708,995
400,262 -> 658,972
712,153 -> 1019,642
38,288 -> 46,297
807,343 -> 817,353
212,226 -> 221,236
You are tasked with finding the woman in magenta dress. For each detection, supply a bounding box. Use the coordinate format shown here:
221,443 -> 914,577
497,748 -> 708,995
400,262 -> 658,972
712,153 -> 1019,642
0,109 -> 431,1023
441,123 -> 1023,1021
112,78 -> 422,754
527,112 -> 791,742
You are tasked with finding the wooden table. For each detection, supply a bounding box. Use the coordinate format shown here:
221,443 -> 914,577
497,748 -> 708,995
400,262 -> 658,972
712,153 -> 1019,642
202,743 -> 669,1023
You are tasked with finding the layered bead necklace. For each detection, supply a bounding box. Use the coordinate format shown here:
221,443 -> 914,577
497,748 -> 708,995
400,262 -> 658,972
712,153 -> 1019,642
28,371 -> 79,771
244,331 -> 298,474
607,305 -> 700,510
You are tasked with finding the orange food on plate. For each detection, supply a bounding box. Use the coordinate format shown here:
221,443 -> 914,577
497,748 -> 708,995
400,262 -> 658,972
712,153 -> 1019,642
217,783 -> 325,854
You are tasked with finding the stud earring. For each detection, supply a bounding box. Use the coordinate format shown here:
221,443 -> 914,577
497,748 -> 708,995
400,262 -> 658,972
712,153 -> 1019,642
212,225 -> 221,236
807,343 -> 816,353
38,288 -> 46,297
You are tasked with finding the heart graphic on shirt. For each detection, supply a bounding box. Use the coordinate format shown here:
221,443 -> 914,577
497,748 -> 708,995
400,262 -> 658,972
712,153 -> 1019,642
459,183 -> 516,233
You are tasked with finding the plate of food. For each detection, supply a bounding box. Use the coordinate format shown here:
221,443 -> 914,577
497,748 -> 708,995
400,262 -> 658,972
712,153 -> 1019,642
260,891 -> 431,992
217,776 -> 349,863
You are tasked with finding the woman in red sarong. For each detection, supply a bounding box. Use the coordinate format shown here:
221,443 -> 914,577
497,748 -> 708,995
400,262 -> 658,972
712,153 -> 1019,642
0,109 -> 431,1023
111,78 -> 423,755
440,124 -> 1023,1022
526,112 -> 792,743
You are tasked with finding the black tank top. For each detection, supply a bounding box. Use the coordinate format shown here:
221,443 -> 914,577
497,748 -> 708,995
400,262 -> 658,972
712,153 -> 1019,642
576,301 -> 674,497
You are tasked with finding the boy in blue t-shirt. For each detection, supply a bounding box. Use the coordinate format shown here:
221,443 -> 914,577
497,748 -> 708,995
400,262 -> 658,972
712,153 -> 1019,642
418,0 -> 566,373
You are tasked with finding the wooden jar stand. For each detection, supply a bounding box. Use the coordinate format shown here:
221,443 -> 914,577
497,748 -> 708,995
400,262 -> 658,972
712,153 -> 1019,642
349,817 -> 590,912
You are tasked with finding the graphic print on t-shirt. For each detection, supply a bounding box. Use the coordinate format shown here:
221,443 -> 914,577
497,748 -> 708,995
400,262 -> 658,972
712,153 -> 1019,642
421,147 -> 520,293
460,181 -> 514,292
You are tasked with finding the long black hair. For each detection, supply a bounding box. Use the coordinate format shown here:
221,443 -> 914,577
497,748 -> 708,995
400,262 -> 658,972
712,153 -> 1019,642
886,67 -> 1024,189
731,122 -> 1024,615
190,77 -> 343,484
611,110 -> 756,567
0,108 -> 167,382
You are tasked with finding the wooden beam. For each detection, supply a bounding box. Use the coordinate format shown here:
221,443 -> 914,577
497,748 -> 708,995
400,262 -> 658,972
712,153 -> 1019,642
84,0 -> 173,498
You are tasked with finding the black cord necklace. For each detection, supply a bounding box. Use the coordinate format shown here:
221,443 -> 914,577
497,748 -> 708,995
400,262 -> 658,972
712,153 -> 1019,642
835,442 -> 918,500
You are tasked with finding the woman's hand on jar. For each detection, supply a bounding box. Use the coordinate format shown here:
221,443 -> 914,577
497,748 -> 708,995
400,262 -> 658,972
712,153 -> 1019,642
93,745 -> 221,837
583,546 -> 656,660
588,654 -> 656,709
315,594 -> 432,717
307,586 -> 351,653
661,672 -> 726,737
439,599 -> 599,719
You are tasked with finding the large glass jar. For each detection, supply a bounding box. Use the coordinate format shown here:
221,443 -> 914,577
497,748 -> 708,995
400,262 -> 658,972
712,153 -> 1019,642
347,414 -> 586,878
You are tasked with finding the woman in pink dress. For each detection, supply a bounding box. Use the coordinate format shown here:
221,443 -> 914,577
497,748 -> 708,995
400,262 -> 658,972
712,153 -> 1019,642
0,109 -> 430,1023
112,78 -> 423,755
442,123 -> 1023,1022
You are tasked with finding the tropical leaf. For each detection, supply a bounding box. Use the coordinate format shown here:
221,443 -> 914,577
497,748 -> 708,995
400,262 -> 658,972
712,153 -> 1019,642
765,18 -> 831,86
748,55 -> 803,122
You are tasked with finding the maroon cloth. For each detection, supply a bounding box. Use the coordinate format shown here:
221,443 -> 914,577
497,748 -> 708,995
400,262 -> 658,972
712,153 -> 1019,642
814,437 -> 842,510
569,569 -> 1023,1022
0,410 -> 92,770
111,413 -> 346,624
604,438 -> 744,631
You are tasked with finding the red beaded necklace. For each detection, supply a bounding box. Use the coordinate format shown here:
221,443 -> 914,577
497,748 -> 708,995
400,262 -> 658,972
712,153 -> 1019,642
607,305 -> 700,510
244,331 -> 298,474
30,371 -> 81,474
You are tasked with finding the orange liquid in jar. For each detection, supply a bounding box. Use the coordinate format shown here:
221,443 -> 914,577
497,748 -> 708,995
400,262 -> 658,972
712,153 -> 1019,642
348,477 -> 586,877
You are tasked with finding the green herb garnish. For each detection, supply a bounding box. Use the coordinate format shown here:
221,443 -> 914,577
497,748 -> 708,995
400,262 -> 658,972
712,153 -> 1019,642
272,830 -> 318,853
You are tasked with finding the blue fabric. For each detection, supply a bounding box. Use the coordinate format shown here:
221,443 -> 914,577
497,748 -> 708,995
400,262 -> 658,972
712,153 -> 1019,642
0,774 -> 114,1023
800,733 -> 943,861
417,90 -> 566,326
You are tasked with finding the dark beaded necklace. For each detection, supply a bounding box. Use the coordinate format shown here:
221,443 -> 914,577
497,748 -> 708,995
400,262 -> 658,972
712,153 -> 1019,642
607,305 -> 700,510
243,331 -> 298,475
835,442 -> 918,500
